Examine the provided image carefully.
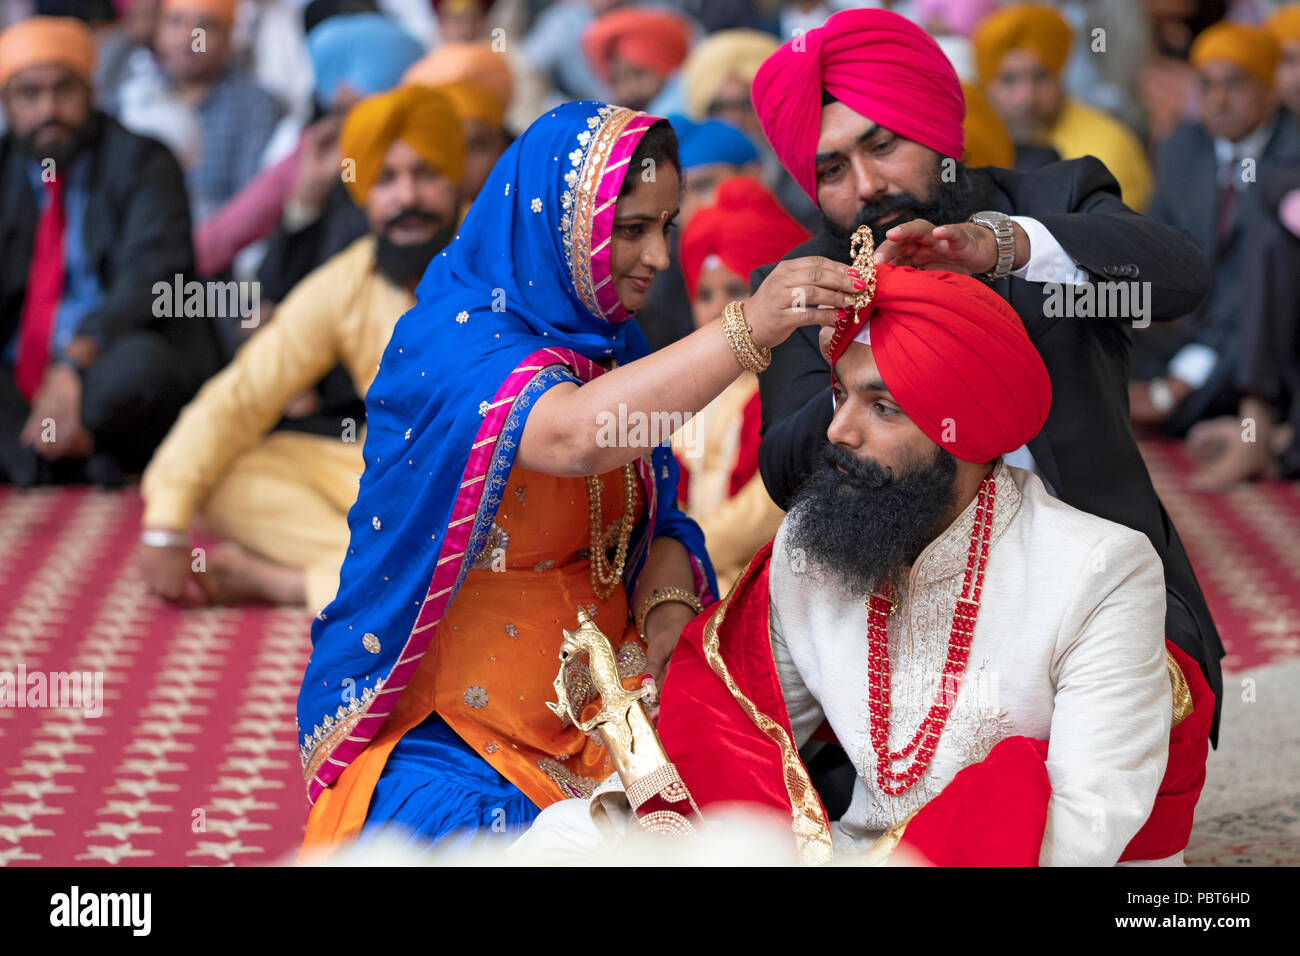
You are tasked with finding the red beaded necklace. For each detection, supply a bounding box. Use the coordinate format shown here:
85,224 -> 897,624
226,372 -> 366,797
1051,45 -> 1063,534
866,472 -> 997,796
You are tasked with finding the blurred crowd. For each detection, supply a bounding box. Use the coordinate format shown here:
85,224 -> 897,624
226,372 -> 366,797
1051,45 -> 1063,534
1,0 -> 1299,608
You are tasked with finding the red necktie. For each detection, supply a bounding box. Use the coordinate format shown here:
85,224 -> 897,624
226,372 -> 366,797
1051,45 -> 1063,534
14,177 -> 66,402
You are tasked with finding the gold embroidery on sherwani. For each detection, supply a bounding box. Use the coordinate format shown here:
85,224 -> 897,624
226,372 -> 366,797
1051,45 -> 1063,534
701,583 -> 835,864
1167,651 -> 1193,728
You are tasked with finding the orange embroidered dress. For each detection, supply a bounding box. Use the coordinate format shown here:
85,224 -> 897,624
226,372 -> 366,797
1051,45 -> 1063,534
301,466 -> 651,849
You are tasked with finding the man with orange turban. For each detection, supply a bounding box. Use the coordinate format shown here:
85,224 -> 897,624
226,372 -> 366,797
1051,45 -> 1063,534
740,7 -> 1225,747
973,3 -> 1154,211
403,45 -> 514,204
1132,21 -> 1300,440
0,16 -> 219,488
140,86 -> 464,612
117,0 -> 284,222
671,178 -> 807,592
582,7 -> 690,112
519,265 -> 1202,867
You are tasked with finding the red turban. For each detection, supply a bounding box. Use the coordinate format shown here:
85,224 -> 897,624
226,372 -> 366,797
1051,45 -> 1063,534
679,178 -> 810,298
827,265 -> 1050,463
751,8 -> 966,205
583,9 -> 691,84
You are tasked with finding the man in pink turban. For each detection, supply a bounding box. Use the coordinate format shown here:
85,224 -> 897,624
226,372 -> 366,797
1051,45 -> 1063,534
739,7 -> 1226,748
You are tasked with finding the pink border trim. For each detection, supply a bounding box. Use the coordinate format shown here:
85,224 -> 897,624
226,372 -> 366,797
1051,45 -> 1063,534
590,115 -> 661,324
306,347 -> 656,803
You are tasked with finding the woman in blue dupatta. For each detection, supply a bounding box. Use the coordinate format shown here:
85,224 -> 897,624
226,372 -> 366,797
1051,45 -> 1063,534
295,100 -> 857,857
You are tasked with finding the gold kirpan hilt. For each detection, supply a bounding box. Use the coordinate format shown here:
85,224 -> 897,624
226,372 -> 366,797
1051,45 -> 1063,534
546,607 -> 675,787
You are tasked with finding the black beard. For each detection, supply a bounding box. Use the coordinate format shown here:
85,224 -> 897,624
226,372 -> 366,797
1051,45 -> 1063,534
13,112 -> 98,169
817,158 -> 991,259
374,223 -> 455,287
785,441 -> 959,595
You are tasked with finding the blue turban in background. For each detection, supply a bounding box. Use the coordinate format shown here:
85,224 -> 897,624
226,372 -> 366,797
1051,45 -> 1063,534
670,114 -> 761,171
308,12 -> 425,108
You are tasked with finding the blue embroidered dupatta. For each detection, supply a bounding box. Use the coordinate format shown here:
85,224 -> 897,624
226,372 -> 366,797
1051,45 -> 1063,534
296,102 -> 717,803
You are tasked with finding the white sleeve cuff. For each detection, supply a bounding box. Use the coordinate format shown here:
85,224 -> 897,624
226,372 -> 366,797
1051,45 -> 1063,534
1009,216 -> 1090,285
1167,343 -> 1219,389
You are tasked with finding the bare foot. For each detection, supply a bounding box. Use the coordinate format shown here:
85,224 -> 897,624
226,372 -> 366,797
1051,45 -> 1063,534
204,541 -> 308,606
1190,438 -> 1278,492
1186,417 -> 1240,462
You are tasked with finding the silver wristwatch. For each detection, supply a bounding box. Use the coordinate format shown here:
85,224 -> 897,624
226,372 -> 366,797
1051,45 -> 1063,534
968,210 -> 1016,280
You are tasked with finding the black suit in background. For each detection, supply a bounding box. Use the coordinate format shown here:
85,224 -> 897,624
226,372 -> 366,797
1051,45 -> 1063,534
1142,113 -> 1300,435
0,111 -> 221,486
753,156 -> 1225,744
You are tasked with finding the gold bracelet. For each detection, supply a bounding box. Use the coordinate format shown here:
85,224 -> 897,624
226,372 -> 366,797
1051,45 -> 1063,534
721,300 -> 771,373
635,587 -> 704,641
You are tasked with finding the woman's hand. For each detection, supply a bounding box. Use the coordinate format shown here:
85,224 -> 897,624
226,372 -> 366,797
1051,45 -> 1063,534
744,256 -> 863,350
642,600 -> 697,692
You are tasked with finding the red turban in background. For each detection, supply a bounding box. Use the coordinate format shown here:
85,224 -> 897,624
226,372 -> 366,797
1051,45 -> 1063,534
751,8 -> 965,204
828,265 -> 1050,463
679,178 -> 810,298
583,9 -> 691,83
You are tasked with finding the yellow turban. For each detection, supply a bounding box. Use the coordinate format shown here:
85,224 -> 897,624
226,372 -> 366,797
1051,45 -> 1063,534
1190,21 -> 1281,86
972,3 -> 1072,87
0,16 -> 95,88
399,43 -> 512,118
1267,5 -> 1300,45
681,28 -> 780,120
340,85 -> 465,205
161,0 -> 239,25
961,82 -> 1015,168
401,73 -> 504,129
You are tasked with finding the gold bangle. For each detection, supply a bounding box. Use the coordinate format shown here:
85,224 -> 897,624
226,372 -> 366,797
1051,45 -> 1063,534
635,587 -> 704,641
721,300 -> 771,373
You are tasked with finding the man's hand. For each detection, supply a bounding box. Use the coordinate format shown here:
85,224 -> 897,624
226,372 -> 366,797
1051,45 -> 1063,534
291,113 -> 344,212
20,364 -> 90,460
746,256 -> 864,350
138,538 -> 214,606
874,219 -> 1029,275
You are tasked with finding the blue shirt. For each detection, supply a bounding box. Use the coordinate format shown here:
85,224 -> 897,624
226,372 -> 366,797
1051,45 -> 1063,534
4,155 -> 104,364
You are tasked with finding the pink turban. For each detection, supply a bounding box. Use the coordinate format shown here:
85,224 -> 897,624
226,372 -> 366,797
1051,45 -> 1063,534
827,265 -> 1051,463
751,8 -> 966,204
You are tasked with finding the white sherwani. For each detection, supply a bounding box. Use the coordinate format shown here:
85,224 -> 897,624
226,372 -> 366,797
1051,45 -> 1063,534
770,461 -> 1172,866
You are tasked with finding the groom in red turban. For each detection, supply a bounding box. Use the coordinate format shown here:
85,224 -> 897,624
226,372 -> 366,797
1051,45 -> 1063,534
647,265 -> 1211,867
739,6 -> 1225,745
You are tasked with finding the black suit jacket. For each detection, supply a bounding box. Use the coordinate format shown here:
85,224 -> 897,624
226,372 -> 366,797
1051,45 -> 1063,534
0,111 -> 218,376
754,156 -> 1225,742
1147,113 -> 1300,357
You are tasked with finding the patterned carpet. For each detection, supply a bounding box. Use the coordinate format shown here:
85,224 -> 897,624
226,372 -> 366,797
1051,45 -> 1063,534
1,439 -> 1297,866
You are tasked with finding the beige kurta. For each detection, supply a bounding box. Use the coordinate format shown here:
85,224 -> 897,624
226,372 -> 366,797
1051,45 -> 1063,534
141,235 -> 415,611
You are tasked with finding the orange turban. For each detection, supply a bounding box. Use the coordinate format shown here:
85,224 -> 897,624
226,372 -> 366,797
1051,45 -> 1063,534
827,265 -> 1051,463
681,28 -> 779,119
400,42 -> 512,117
972,3 -> 1072,87
1269,5 -> 1300,45
583,9 -> 690,83
1190,21 -> 1281,86
0,16 -> 95,88
340,85 -> 465,205
961,82 -> 1015,168
679,178 -> 810,298
160,0 -> 239,25
401,74 -> 504,129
